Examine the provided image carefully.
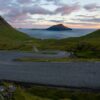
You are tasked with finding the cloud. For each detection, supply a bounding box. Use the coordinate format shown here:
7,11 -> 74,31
84,3 -> 100,11
23,6 -> 53,15
16,0 -> 32,4
46,0 -> 60,5
0,0 -> 11,6
0,0 -> 12,11
2,4 -> 53,23
79,18 -> 100,23
72,17 -> 100,24
3,6 -> 55,28
0,0 -> 99,28
66,22 -> 99,25
0,0 -> 80,19
55,3 -> 80,15
77,15 -> 97,19
49,19 -> 64,23
73,14 -> 100,23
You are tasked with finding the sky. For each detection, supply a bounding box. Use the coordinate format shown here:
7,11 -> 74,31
0,0 -> 100,29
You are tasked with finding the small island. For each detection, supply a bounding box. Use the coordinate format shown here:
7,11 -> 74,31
47,24 -> 72,31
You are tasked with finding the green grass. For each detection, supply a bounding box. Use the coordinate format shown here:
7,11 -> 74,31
39,29 -> 100,58
0,16 -> 29,41
40,29 -> 100,51
14,57 -> 100,62
0,16 -> 40,50
27,85 -> 100,100
13,87 -> 50,100
1,82 -> 100,100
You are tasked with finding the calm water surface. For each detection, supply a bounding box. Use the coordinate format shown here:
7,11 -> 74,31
18,28 -> 96,39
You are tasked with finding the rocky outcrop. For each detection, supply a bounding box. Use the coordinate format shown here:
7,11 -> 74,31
47,24 -> 72,31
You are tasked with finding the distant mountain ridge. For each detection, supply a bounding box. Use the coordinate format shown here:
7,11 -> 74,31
47,24 -> 72,31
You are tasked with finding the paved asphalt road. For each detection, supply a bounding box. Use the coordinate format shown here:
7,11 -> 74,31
0,51 -> 70,61
0,51 -> 100,89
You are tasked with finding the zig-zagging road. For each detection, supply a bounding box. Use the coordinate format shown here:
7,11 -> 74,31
0,51 -> 100,89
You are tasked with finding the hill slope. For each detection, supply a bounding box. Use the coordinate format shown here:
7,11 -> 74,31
83,29 -> 100,38
0,16 -> 32,50
0,16 -> 30,41
41,29 -> 100,58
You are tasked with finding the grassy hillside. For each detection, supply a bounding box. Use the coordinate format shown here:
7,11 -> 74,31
0,16 -> 30,41
83,29 -> 100,38
0,16 -> 39,50
40,29 -> 100,50
40,29 -> 100,58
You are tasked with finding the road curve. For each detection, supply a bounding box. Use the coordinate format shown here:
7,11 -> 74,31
0,51 -> 70,61
0,60 -> 100,89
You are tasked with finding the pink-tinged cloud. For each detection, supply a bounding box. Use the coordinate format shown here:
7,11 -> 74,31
55,3 -> 80,15
84,3 -> 100,11
23,6 -> 53,15
3,5 -> 53,23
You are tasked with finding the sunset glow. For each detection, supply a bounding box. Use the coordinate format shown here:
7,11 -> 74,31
0,0 -> 100,29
